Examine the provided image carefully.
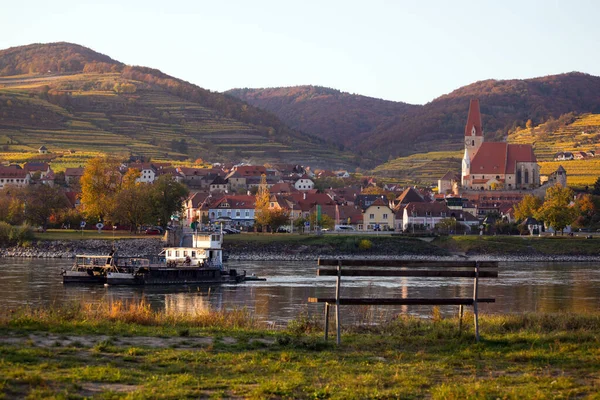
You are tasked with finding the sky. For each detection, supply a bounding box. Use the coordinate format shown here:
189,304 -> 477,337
1,0 -> 599,105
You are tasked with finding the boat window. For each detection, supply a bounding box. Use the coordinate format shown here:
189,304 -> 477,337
167,250 -> 171,257
175,251 -> 179,257
191,251 -> 196,257
183,251 -> 188,256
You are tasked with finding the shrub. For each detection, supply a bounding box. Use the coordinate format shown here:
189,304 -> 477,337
0,221 -> 11,246
358,239 -> 373,251
11,224 -> 34,246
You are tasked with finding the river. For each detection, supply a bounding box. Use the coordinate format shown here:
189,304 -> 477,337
1,259 -> 599,326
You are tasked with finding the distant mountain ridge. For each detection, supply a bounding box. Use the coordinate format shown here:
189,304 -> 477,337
227,86 -> 418,150
228,73 -> 600,160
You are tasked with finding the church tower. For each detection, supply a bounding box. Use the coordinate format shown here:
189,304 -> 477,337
464,99 -> 484,161
461,148 -> 470,187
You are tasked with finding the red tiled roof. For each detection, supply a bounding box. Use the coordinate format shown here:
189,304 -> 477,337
506,144 -> 537,173
465,99 -> 483,137
470,142 -> 507,174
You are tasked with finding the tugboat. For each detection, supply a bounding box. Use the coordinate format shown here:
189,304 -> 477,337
105,232 -> 250,285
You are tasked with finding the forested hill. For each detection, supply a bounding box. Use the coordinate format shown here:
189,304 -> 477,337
0,42 -> 123,75
0,43 -> 356,168
228,73 -> 600,161
227,86 -> 419,150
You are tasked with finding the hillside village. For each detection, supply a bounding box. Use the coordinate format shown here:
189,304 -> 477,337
0,99 -> 586,235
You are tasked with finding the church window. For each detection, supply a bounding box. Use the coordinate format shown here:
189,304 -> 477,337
472,140 -> 475,146
525,170 -> 529,184
517,171 -> 522,184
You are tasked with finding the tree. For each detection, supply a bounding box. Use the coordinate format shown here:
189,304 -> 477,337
111,184 -> 154,233
21,186 -> 70,231
309,212 -> 334,230
254,174 -> 271,231
361,186 -> 385,195
513,194 -> 543,222
526,119 -> 533,130
79,156 -> 123,222
535,184 -> 578,234
150,175 -> 189,229
121,168 -> 141,189
592,177 -> 600,196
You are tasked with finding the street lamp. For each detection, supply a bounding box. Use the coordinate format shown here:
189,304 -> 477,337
290,204 -> 294,234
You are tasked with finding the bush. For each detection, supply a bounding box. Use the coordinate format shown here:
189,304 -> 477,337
0,221 -> 11,246
11,224 -> 34,246
358,239 -> 373,251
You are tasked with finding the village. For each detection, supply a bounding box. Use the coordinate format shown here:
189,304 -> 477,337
0,100 -> 584,236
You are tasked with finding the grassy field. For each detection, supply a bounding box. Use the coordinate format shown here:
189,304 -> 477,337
32,229 -> 163,241
0,303 -> 599,398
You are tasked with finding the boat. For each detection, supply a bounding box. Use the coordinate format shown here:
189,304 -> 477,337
105,232 -> 253,286
61,253 -> 150,284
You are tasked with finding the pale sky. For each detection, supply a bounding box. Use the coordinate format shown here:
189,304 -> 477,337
2,0 -> 598,104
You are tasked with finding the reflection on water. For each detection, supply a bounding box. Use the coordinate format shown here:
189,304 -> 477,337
1,258 -> 599,324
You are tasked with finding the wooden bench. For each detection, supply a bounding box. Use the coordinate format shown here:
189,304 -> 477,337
308,258 -> 498,344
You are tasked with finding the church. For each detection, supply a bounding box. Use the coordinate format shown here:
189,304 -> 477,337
461,99 -> 540,191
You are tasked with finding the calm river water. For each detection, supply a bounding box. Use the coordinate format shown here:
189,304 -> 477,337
1,259 -> 599,325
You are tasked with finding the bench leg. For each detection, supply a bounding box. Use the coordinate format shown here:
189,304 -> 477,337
458,304 -> 464,333
324,303 -> 330,340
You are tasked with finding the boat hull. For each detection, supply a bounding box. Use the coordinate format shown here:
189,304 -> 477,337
106,267 -> 245,286
62,271 -> 107,284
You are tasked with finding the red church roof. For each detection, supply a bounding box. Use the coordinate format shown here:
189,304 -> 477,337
464,99 -> 483,137
470,142 -> 537,175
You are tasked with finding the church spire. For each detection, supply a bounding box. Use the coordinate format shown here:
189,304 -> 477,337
464,99 -> 483,137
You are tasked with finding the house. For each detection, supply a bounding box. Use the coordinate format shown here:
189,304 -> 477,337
437,171 -> 460,195
208,195 -> 256,227
335,170 -> 350,178
293,175 -> 314,191
360,198 -> 395,231
129,163 -> 157,183
233,165 -> 267,177
355,194 -> 388,210
38,145 -> 48,154
209,176 -> 229,193
573,151 -> 588,160
312,204 -> 363,228
177,167 -> 221,187
183,192 -> 211,223
519,217 -> 543,236
64,167 -> 85,186
462,99 -> 540,190
394,187 -> 425,209
224,171 -> 247,191
553,152 -> 574,161
402,202 -> 454,231
0,165 -> 31,189
269,182 -> 296,195
23,162 -> 52,178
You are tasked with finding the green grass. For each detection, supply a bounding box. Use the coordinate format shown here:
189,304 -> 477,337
0,304 -> 599,398
32,229 -> 163,241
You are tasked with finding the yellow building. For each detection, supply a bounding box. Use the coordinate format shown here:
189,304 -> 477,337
360,198 -> 395,231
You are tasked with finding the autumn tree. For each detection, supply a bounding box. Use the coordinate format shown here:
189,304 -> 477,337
572,194 -> 598,229
254,174 -> 271,231
150,175 -> 189,229
309,212 -> 334,230
513,194 -> 543,222
535,184 -> 578,234
79,156 -> 123,223
361,186 -> 385,195
111,184 -> 154,233
20,185 -> 71,231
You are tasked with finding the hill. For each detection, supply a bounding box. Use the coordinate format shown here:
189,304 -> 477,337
227,86 -> 418,150
0,43 -> 356,168
228,73 -> 600,161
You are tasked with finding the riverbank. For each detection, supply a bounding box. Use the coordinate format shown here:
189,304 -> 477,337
1,304 -> 599,398
1,234 -> 600,262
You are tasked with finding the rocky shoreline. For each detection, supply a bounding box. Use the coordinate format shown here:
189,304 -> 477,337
1,238 -> 600,263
